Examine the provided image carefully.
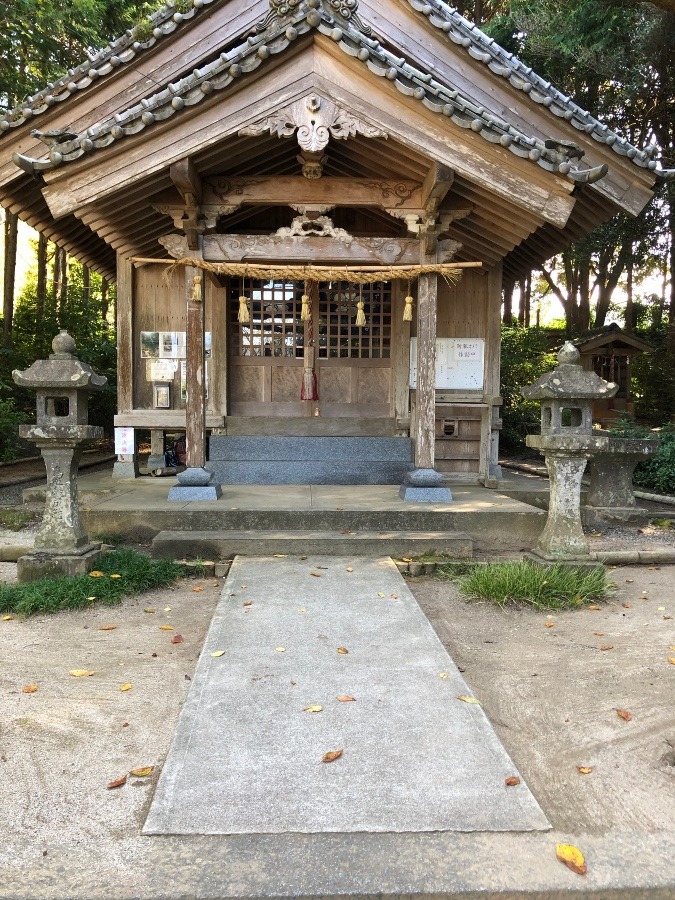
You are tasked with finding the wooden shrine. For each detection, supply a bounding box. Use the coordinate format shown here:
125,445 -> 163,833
0,0 -> 669,491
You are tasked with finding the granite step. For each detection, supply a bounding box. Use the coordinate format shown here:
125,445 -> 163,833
205,460 -> 413,485
151,529 -> 473,560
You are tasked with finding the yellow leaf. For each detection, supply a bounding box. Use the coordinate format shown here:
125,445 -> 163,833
22,684 -> 39,693
164,607 -> 172,612
3,615 -> 13,621
588,605 -> 600,610
390,593 -> 398,599
577,767 -> 593,774
69,669 -> 95,677
346,567 -> 353,572
109,573 -> 122,579
657,606 -> 665,611
297,607 -> 306,613
129,766 -> 154,777
322,750 -> 343,763
89,571 -> 104,577
243,601 -> 253,607
310,572 -> 321,577
600,644 -> 614,651
337,695 -> 356,702
159,625 -> 174,631
275,647 -> 286,653
144,608 -> 156,614
439,672 -> 449,679
594,631 -> 604,636
99,624 -> 117,631
303,705 -> 323,713
273,554 -> 288,558
337,647 -> 349,654
457,695 -> 480,704
545,622 -> 554,628
668,657 -> 675,666
555,843 -> 587,876
377,592 -> 386,598
193,587 -> 204,593
120,683 -> 132,692
210,650 -> 226,657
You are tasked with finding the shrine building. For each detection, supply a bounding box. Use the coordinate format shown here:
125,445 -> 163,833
0,0 -> 669,495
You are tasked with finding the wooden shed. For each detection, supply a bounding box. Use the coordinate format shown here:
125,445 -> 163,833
0,0 -> 669,490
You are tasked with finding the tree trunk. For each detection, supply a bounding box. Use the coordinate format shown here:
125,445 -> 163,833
502,279 -> 514,324
523,271 -> 531,327
625,258 -> 634,331
2,209 -> 18,349
82,265 -> 91,310
36,233 -> 48,346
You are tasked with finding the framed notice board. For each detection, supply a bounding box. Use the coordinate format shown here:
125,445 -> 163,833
409,338 -> 484,390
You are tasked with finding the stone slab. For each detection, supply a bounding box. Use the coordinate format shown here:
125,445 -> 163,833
399,485 -> 453,502
17,546 -> 103,582
167,485 -> 222,501
151,530 -> 473,559
208,436 -> 413,462
205,460 -> 413,484
144,556 -> 549,835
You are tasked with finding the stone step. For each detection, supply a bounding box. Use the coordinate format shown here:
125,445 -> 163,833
151,529 -> 473,560
205,460 -> 413,485
208,435 -> 413,462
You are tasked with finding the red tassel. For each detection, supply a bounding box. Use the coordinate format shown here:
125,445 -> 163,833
301,369 -> 318,401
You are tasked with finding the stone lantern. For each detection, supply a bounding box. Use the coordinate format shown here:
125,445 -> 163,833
12,330 -> 107,581
522,342 -> 617,561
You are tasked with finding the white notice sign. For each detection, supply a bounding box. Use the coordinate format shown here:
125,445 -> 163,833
114,427 -> 135,455
409,338 -> 484,390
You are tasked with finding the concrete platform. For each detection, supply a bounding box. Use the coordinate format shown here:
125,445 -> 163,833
29,472 -> 547,551
144,556 -> 550,835
151,529 -> 473,559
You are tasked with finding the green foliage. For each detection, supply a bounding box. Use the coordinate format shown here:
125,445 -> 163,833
0,508 -> 36,530
499,325 -> 558,452
457,560 -> 610,610
632,425 -> 675,495
0,549 -> 185,616
0,395 -> 27,461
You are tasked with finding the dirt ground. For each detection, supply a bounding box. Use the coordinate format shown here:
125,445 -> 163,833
1,557 -> 673,882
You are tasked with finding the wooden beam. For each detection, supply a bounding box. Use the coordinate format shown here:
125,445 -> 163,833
422,163 -> 454,216
170,158 -> 202,205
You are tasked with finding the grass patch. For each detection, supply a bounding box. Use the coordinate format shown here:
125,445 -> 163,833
0,549 -> 185,617
456,560 -> 611,610
651,518 -> 673,529
0,508 -> 36,531
434,561 -> 481,580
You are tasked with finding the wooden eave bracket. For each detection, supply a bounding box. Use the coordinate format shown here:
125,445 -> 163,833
170,158 -> 205,250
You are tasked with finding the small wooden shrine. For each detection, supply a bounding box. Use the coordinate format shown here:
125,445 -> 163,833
0,0 -> 670,489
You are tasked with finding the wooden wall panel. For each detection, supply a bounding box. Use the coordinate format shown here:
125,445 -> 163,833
320,368 -> 351,404
358,367 -> 391,405
231,366 -> 263,403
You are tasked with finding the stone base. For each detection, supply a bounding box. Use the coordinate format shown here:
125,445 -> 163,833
112,460 -> 139,479
146,455 -> 166,472
582,505 -> 651,529
399,484 -> 453,503
168,484 -> 222,501
17,546 -> 103,583
523,551 -> 604,570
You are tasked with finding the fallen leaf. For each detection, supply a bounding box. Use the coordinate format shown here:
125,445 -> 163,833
107,775 -> 127,789
109,574 -> 122,579
377,592 -> 386,598
600,644 -> 614,651
171,634 -> 184,644
22,684 -> 38,693
457,695 -> 480,704
322,750 -> 343,763
299,555 -> 307,560
340,529 -> 352,534
98,624 -> 117,631
2,615 -> 13,621
390,593 -> 398,599
297,607 -> 306,613
337,695 -> 356,702
164,607 -> 172,611
439,672 -> 449,679
86,596 -> 96,602
193,587 -> 204,593
243,601 -> 253,607
310,572 -> 321,578
625,579 -> 634,583
346,567 -> 353,573
594,631 -> 605,636
616,709 -> 633,721
545,622 -> 554,628
275,647 -> 286,653
120,683 -> 132,692
555,843 -> 587,876
577,767 -> 593,774
159,625 -> 174,631
668,657 -> 675,666
588,605 -> 601,611
337,647 -> 349,654
273,554 -> 288,558
69,670 -> 95,677
89,571 -> 104,577
129,766 -> 154,777
303,705 -> 323,713
505,776 -> 520,786
657,606 -> 665,611
665,615 -> 673,620
144,608 -> 156,614
211,650 -> 226,658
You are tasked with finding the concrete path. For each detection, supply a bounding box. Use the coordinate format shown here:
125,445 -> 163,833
144,556 -> 549,835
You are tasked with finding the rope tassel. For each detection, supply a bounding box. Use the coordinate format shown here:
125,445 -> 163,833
355,285 -> 367,327
301,368 -> 318,401
403,294 -> 414,321
238,295 -> 250,323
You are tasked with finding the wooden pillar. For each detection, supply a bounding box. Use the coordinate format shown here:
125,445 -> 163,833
414,271 -> 438,470
116,255 -> 134,413
185,266 -> 206,469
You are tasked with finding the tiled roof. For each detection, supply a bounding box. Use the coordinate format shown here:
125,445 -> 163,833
7,0 -> 673,184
